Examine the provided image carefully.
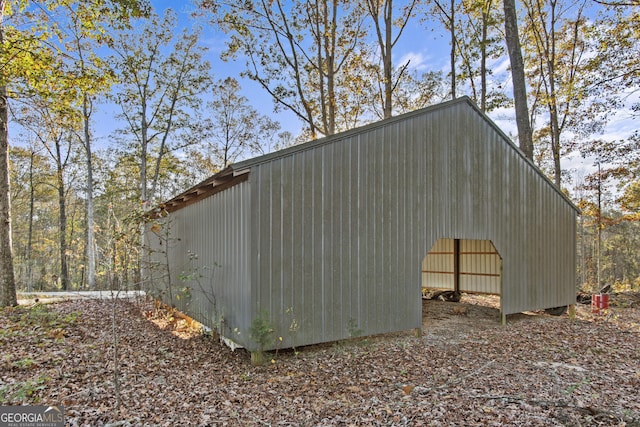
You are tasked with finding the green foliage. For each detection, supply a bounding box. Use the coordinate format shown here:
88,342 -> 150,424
177,251 -> 202,288
109,8 -> 212,205
174,252 -> 197,302
175,287 -> 191,301
9,146 -> 60,291
3,0 -> 152,295
249,311 -> 276,364
577,211 -> 640,291
11,357 -> 36,370
0,375 -> 49,403
249,311 -> 275,352
2,304 -> 79,334
563,377 -> 591,395
21,304 -> 53,326
347,317 -> 363,338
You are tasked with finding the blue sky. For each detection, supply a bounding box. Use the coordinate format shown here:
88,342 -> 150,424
86,0 -> 638,179
126,0 -> 460,138
95,0 -> 598,159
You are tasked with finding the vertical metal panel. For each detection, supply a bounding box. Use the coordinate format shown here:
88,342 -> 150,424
459,239 -> 501,294
244,97 -> 576,350
154,97 -> 577,351
146,181 -> 252,346
250,124 -> 429,348
422,239 -> 455,289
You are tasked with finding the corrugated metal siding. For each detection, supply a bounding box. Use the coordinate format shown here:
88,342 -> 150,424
146,181 -> 253,346
460,240 -> 501,294
250,122 -> 423,350
422,239 -> 455,290
244,98 -> 576,350
147,97 -> 577,352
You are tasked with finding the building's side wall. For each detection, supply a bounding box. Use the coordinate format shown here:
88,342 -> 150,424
145,181 -> 253,346
249,122 -> 425,350
247,99 -> 576,350
422,103 -> 576,314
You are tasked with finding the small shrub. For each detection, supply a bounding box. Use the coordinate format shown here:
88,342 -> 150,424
347,318 -> 363,338
11,357 -> 37,370
0,375 -> 48,404
249,311 -> 274,364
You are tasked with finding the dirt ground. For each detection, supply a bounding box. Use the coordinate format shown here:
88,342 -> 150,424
423,293 -> 553,331
1,293 -> 639,426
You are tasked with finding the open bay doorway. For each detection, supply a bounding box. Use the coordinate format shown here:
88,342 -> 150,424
421,238 -> 503,324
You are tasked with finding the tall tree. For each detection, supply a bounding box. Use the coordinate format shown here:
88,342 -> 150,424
585,5 -> 639,116
61,3 -> 112,290
95,149 -> 141,288
111,9 -> 211,209
59,0 -> 149,289
522,0 -> 590,187
9,144 -> 56,292
0,0 -> 150,303
205,0 -> 366,138
206,77 -> 280,170
503,0 -> 534,159
364,0 -> 419,118
0,62 -> 14,304
0,0 -> 56,304
431,0 -> 459,99
16,96 -> 79,291
455,0 -> 507,112
576,126 -> 639,289
111,9 -> 210,284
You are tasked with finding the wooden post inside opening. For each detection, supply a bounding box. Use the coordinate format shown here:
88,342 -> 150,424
453,238 -> 461,294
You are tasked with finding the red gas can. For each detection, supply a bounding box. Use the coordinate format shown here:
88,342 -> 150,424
591,293 -> 609,315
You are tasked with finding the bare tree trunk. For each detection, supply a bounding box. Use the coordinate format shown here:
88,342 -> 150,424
83,95 -> 96,290
480,1 -> 490,111
326,1 -> 337,136
136,112 -> 149,290
533,0 -> 560,178
111,289 -> 121,410
365,0 -> 418,119
313,0 -> 338,136
382,0 -> 393,118
0,5 -> 16,306
0,83 -> 17,307
503,0 -> 534,159
596,161 -> 602,290
550,105 -> 562,186
450,0 -> 456,99
434,0 -> 457,99
26,150 -> 35,292
55,142 -> 69,291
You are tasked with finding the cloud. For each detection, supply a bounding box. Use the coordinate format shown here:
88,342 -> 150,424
490,57 -> 511,75
395,51 -> 430,72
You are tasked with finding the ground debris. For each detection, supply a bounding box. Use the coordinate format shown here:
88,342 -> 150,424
1,295 -> 638,425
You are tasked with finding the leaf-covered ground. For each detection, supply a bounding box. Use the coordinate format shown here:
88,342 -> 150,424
1,294 -> 639,426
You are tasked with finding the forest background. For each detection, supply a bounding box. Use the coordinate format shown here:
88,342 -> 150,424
0,0 -> 638,304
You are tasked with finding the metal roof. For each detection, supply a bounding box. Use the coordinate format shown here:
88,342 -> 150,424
157,96 -> 579,215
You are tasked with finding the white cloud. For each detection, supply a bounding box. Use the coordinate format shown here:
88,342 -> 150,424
395,51 -> 430,72
489,57 -> 511,76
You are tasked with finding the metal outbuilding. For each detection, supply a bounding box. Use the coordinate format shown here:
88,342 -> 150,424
145,96 -> 578,353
